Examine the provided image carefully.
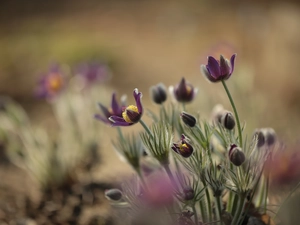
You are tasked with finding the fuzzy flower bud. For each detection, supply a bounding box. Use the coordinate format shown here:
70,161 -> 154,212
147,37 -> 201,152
182,186 -> 195,201
264,128 -> 276,146
220,111 -> 235,130
104,189 -> 123,201
181,111 -> 196,127
228,144 -> 245,166
150,83 -> 167,104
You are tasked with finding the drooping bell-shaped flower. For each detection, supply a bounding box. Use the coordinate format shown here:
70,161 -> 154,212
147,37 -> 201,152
201,54 -> 236,82
172,134 -> 194,158
150,83 -> 167,104
95,92 -> 127,125
109,88 -> 143,126
228,144 -> 245,166
181,111 -> 196,127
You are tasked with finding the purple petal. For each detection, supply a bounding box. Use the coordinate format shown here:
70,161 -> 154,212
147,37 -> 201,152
201,65 -> 217,82
94,114 -> 110,124
219,55 -> 230,76
98,103 -> 111,118
207,56 -> 221,78
109,116 -> 126,123
133,88 -> 143,114
229,54 -> 237,74
111,93 -> 121,115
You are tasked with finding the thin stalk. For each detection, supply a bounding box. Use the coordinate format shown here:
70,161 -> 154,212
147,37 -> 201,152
231,194 -> 245,225
215,195 -> 223,225
163,164 -> 179,191
117,127 -> 125,143
192,204 -> 199,225
199,198 -> 207,223
203,182 -> 213,222
264,173 -> 270,214
221,80 -> 243,148
139,119 -> 153,139
226,164 -> 234,213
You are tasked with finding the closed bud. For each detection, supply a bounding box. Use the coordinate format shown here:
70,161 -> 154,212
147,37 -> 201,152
228,144 -> 245,166
104,188 -> 123,201
221,111 -> 235,130
182,185 -> 195,201
181,111 -> 196,127
264,128 -> 276,146
150,83 -> 167,104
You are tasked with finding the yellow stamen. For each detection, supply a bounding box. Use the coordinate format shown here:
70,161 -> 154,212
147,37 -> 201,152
186,85 -> 192,94
47,73 -> 63,92
179,143 -> 188,150
122,105 -> 138,123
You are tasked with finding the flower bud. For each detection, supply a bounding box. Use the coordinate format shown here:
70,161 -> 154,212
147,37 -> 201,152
228,144 -> 245,166
221,111 -> 235,130
264,128 -> 276,146
104,189 -> 123,201
181,111 -> 196,127
150,83 -> 167,104
182,185 -> 195,201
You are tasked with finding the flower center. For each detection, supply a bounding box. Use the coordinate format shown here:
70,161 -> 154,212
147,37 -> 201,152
122,105 -> 138,123
179,143 -> 188,150
47,73 -> 63,92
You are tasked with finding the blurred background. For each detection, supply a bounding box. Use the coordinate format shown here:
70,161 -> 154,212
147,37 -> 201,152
0,0 -> 300,223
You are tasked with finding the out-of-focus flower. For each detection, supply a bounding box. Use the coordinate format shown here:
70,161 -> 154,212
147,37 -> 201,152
228,144 -> 245,166
172,134 -> 194,158
104,188 -> 123,201
265,145 -> 300,186
253,128 -> 276,148
201,54 -> 236,82
181,112 -> 196,127
76,62 -> 111,86
169,78 -> 197,103
95,92 -> 126,125
150,83 -> 167,104
109,88 -> 143,126
142,173 -> 174,207
35,65 -> 65,99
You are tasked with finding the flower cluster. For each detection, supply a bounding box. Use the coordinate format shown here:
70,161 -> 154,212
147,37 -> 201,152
96,53 -> 296,225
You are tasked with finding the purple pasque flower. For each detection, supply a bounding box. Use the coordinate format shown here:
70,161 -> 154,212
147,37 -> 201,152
172,134 -> 194,158
35,64 -> 65,99
201,54 -> 236,82
95,92 -> 127,125
169,77 -> 197,103
76,62 -> 111,86
109,88 -> 143,126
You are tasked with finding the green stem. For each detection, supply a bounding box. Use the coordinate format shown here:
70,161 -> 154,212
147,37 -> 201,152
215,195 -> 223,225
231,194 -> 245,225
203,180 -> 212,222
192,204 -> 199,225
264,173 -> 270,214
221,80 -> 243,148
163,164 -> 179,191
199,198 -> 207,223
116,127 -> 125,142
139,119 -> 153,139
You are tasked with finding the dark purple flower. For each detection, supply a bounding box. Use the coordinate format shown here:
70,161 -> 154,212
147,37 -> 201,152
76,62 -> 111,86
169,78 -> 197,103
228,144 -> 245,166
95,92 -> 127,125
109,88 -> 143,126
172,134 -> 194,158
35,65 -> 65,99
201,54 -> 236,82
150,83 -> 167,104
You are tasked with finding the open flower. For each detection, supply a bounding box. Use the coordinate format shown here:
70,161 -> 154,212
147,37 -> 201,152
172,134 -> 194,158
95,92 -> 127,125
201,54 -> 236,82
169,77 -> 197,103
109,88 -> 143,126
35,64 -> 65,99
